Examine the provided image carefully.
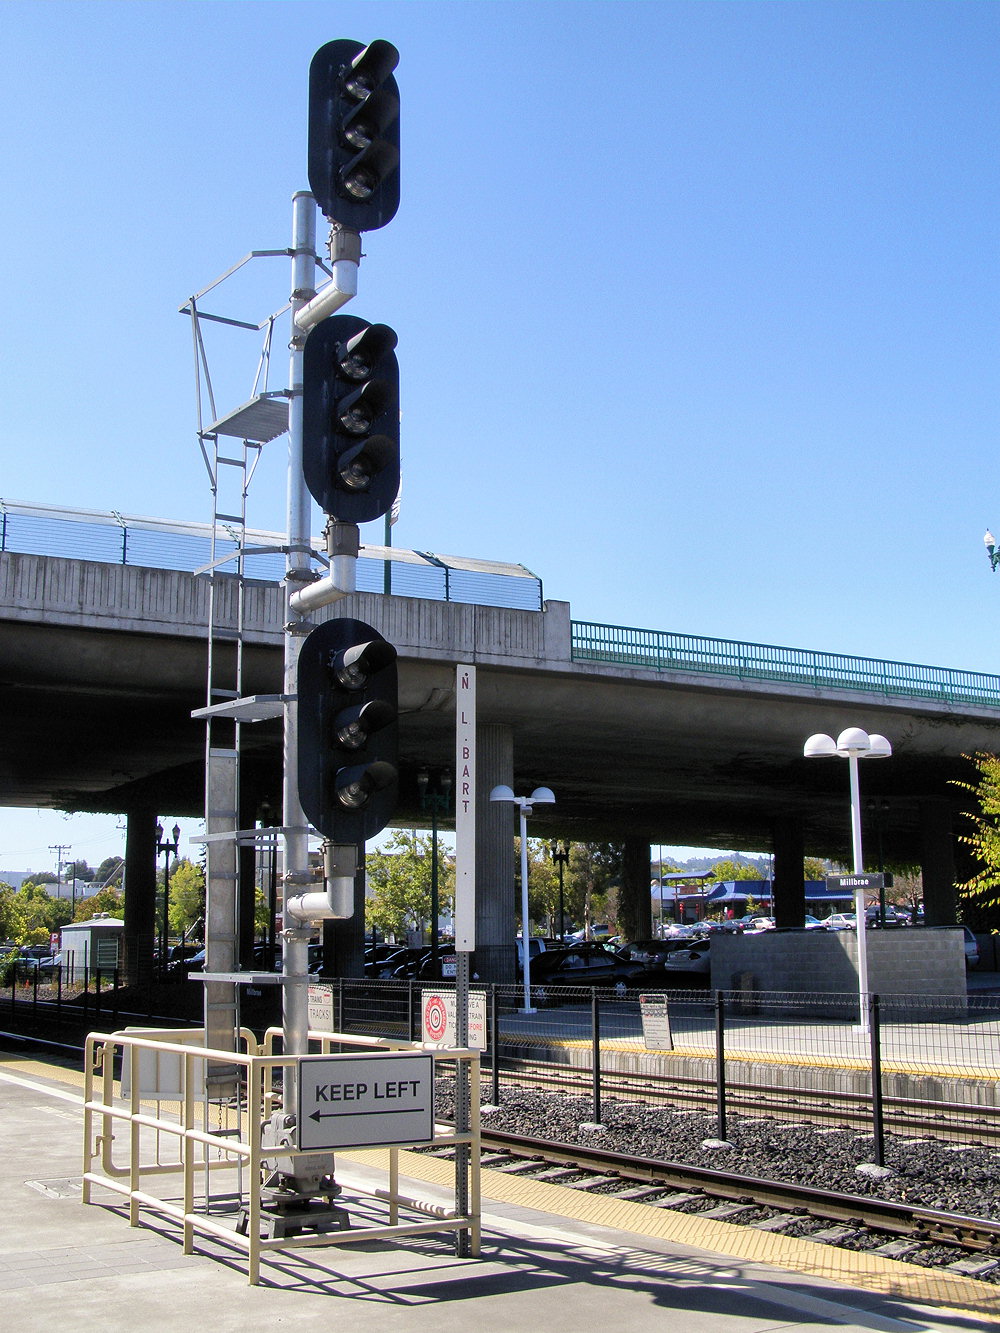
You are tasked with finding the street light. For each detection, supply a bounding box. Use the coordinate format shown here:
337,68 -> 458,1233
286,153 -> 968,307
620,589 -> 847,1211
548,842 -> 571,941
489,784 -> 555,1013
155,822 -> 181,974
803,727 -> 892,1030
985,530 -> 1000,572
417,769 -> 452,974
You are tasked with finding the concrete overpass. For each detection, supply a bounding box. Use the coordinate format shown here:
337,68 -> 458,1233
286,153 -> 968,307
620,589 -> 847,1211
4,512 -> 1000,977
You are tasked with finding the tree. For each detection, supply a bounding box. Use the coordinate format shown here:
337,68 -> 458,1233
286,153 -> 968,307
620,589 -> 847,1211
523,840 -> 561,934
803,858 -> 826,881
709,859 -> 761,881
13,882 -> 64,941
94,856 -> 125,889
167,859 -> 206,939
365,830 -> 455,941
565,842 -> 623,935
74,885 -> 123,922
0,882 -> 22,942
952,752 -> 1000,930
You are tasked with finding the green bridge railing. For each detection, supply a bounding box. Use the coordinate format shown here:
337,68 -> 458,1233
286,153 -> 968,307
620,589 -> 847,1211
571,621 -> 1000,709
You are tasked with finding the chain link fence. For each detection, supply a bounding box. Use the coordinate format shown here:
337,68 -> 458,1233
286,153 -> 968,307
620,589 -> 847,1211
7,972 -> 997,1162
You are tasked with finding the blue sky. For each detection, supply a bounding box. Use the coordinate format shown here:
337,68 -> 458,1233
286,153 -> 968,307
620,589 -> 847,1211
1,0 -> 998,871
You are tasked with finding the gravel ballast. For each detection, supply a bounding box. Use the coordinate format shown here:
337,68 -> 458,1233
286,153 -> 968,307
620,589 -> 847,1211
436,1084 -> 1000,1222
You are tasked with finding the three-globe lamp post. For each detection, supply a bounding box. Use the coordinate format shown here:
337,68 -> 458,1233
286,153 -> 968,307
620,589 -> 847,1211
803,727 -> 892,1032
489,784 -> 555,1014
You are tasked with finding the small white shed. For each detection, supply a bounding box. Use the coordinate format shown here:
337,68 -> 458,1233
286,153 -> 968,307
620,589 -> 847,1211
60,915 -> 124,980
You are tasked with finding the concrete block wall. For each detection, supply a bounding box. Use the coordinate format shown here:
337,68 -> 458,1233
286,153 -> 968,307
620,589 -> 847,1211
710,927 -> 967,999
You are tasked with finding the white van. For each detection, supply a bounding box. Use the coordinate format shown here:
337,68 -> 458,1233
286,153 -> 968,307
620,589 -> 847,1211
516,936 -> 547,970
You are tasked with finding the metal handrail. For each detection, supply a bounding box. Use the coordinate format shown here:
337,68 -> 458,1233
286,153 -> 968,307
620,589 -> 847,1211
571,620 -> 1000,709
0,499 -> 542,611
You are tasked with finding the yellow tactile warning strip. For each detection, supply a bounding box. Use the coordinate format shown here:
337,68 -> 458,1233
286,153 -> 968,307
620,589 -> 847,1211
0,1051 -> 88,1089
510,1032 -> 1000,1081
5,1048 -> 999,1322
343,1145 -> 1000,1325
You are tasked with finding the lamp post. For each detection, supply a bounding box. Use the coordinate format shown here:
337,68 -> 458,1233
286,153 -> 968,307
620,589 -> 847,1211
417,769 -> 452,974
549,841 -> 571,941
985,530 -> 1000,572
804,727 -> 892,1031
490,784 -> 555,1013
155,822 -> 181,973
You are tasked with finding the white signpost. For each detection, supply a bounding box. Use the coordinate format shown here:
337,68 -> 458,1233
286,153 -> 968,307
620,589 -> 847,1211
452,664 -> 476,1258
454,665 -> 476,951
297,1051 -> 434,1151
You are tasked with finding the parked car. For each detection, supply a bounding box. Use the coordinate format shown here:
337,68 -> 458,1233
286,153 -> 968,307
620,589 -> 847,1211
728,915 -> 767,932
529,942 -> 642,1002
165,943 -> 202,964
563,924 -> 611,944
20,944 -> 53,960
365,946 -> 426,978
743,916 -> 775,932
662,922 -> 703,939
659,940 -> 712,978
166,948 -> 205,977
364,942 -> 403,968
963,927 -> 980,969
823,913 -> 856,931
864,906 -> 910,928
385,948 -> 434,979
619,938 -> 689,966
12,952 -> 52,979
516,936 -> 547,971
803,915 -> 826,930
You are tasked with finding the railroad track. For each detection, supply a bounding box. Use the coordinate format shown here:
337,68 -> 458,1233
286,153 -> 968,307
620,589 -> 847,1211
446,1128 -> 1000,1279
5,1024 -> 999,1279
497,1055 -> 1000,1144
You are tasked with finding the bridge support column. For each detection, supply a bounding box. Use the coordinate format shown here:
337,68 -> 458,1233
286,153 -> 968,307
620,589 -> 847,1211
475,723 -> 515,983
920,799 -> 958,927
619,838 -> 652,941
772,816 -> 805,928
122,807 -> 157,990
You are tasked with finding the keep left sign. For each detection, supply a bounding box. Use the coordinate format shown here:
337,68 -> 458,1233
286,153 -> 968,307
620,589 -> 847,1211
297,1051 -> 434,1151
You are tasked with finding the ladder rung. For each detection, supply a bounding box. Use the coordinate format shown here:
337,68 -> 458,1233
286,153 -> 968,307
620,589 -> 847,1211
214,512 -> 245,524
217,456 -> 248,467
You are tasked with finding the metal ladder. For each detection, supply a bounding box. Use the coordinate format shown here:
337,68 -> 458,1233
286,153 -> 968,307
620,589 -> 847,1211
184,290 -> 291,1066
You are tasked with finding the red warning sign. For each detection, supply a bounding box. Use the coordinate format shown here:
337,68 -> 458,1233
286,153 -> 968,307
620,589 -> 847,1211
423,992 -> 449,1043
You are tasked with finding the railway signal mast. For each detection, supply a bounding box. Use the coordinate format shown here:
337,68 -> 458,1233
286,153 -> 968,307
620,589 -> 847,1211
261,37 -> 404,1227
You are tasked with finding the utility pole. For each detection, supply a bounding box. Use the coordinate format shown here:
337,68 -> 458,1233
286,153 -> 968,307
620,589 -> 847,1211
49,845 -> 70,905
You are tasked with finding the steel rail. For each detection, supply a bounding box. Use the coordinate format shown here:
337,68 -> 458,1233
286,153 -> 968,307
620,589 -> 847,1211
478,1128 -> 1000,1254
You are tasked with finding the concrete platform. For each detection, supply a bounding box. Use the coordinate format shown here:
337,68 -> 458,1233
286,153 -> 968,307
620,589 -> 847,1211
0,1046 -> 997,1331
